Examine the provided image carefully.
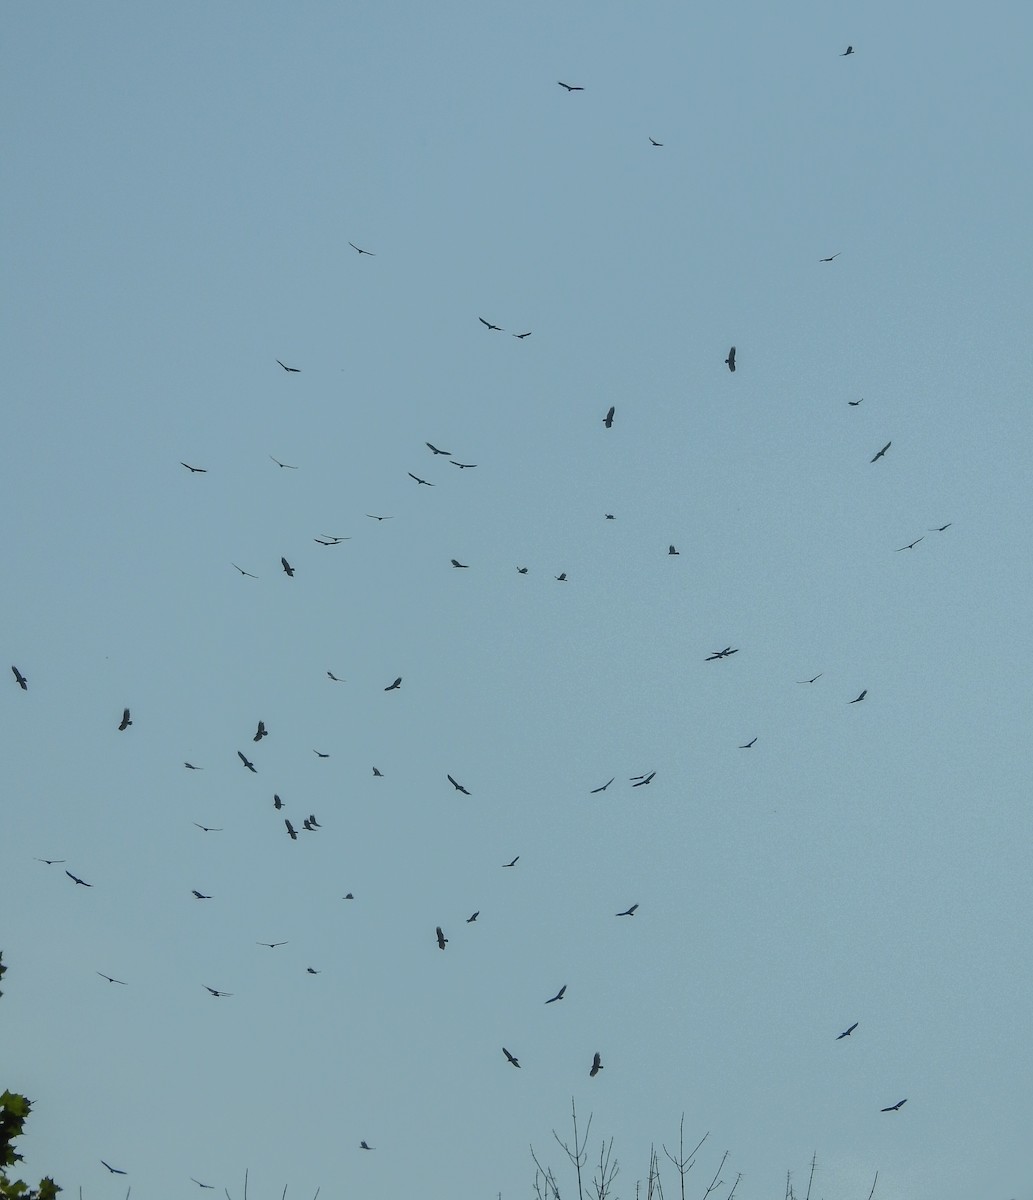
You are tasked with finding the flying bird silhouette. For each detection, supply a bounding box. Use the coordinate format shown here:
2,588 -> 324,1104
184,762 -> 203,770
590,1052 -> 603,1077
373,766 -> 383,777
668,545 -> 679,555
237,751 -> 257,772
929,523 -> 952,532
797,674 -> 823,684
896,537 -> 924,551
513,331 -> 532,339
502,856 -> 519,868
191,890 -> 211,900
285,819 -> 298,840
870,441 -> 891,462
837,1022 -> 859,1039
118,708 -> 132,731
545,985 -> 567,1004
725,346 -> 736,372
706,647 -> 739,661
359,1142 -> 375,1150
503,1047 -> 521,1067
447,774 -> 470,795
603,406 -> 615,428
555,573 -> 567,581
841,45 -> 854,55
35,858 -> 66,865
231,563 -> 258,578
306,967 -> 320,975
327,671 -> 344,681
281,557 -> 295,576
631,771 -> 656,787
604,513 -> 615,520
436,926 -> 448,950
348,242 -> 375,256
848,398 -> 863,405
96,973 -> 126,985
204,986 -> 232,997
467,912 -> 479,923
557,81 -> 584,91
193,823 -> 221,833
590,778 -> 615,793
408,472 -> 434,486
478,317 -> 503,331
275,360 -> 300,372
100,1162 -> 127,1175
616,904 -> 638,916
269,456 -> 298,469
819,253 -> 841,262
257,942 -> 287,950
191,1180 -> 215,1189
517,566 -> 529,574
180,462 -> 207,473
881,1099 -> 907,1112
384,677 -> 402,691
366,513 -> 394,521
450,559 -> 469,568
273,794 -> 284,809
253,720 -> 268,742
849,690 -> 867,704
307,815 -> 321,828
739,737 -> 758,749
11,666 -> 27,690
65,871 -> 92,886
450,460 -> 477,468
426,442 -> 451,455
649,137 -> 663,146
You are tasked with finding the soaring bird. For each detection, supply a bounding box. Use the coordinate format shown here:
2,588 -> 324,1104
11,666 -> 27,690
275,360 -> 300,372
237,751 -> 257,772
450,460 -> 477,468
503,1047 -> 521,1067
841,45 -> 854,55
348,242 -> 375,256
253,720 -> 268,742
849,690 -> 867,704
306,967 -> 320,975
555,573 -> 567,581
231,563 -> 258,578
373,766 -> 383,777
616,904 -> 638,917
870,441 -> 891,462
204,986 -> 232,997
408,472 -> 434,486
517,567 -> 529,574
65,871 -> 92,887
797,674 -> 823,684
426,442 -> 451,455
191,1180 -> 215,1189
513,331 -> 532,339
327,671 -> 344,681
307,815 -> 321,828
281,557 -> 295,576
837,1022 -> 859,1039
384,676 -> 402,691
545,985 -> 567,1004
273,794 -> 284,809
100,1162 -> 127,1175
590,778 -> 615,793
450,559 -> 469,568
467,912 -> 479,923
502,856 -> 520,868
725,346 -> 736,372
447,774 -> 470,795
848,398 -> 863,405
604,513 -> 615,520
436,926 -> 448,950
881,1099 -> 907,1112
359,1142 -> 375,1151
557,81 -> 584,91
649,137 -> 663,146
590,1052 -> 603,1077
668,545 -> 679,555
366,513 -> 394,521
478,317 -> 503,331
193,823 -> 221,833
896,537 -> 924,551
603,406 -> 615,428
96,973 -> 126,985
631,771 -> 656,787
184,762 -> 203,770
191,890 -> 212,900
819,253 -> 841,262
285,819 -> 298,840
270,456 -> 298,469
706,647 -> 739,661
35,858 -> 66,865
929,523 -> 952,532
181,462 -> 207,473
739,737 -> 758,749
257,941 -> 288,949
118,708 -> 132,731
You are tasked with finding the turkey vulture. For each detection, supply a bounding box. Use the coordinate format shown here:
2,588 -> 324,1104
118,708 -> 132,731
359,1142 -> 375,1150
306,967 -> 320,974
848,398 -> 863,405
281,557 -> 295,576
327,671 -> 344,681
589,1052 -> 603,1077
184,762 -> 203,770
285,819 -> 298,840
590,778 -> 615,793
447,774 -> 470,795
231,563 -> 258,578
706,647 -> 739,661
275,360 -> 300,372
668,545 -> 679,555
881,1099 -> 907,1112
450,559 -> 469,568
204,986 -> 232,997
725,346 -> 736,372
616,904 -> 638,916
191,1180 -> 215,1189
631,771 -> 656,787
181,462 -> 207,473
797,674 -> 822,684
384,677 -> 402,691
237,751 -> 257,772
426,442 -> 451,455
503,1047 -> 521,1067
308,815 -> 321,827
837,1022 -> 858,1039
408,472 -> 434,486
270,456 -> 298,469
849,690 -> 867,704
649,137 -> 663,146
513,331 -> 532,339
545,985 -> 566,1004
366,514 -> 394,521
257,942 -> 288,949
896,537 -> 924,551
273,794 -> 284,809
478,318 -> 503,331
193,823 -> 221,832
100,1162 -> 127,1175
191,890 -> 212,900
253,720 -> 268,742
555,573 -> 567,581
517,567 -> 529,573
450,460 -> 477,468
11,666 -> 27,690
502,856 -> 519,867
739,737 -> 758,749
348,242 -> 375,256
929,523 -> 952,532
603,406 -> 615,428
65,871 -> 93,886
373,766 -> 383,777
870,441 -> 891,462
819,253 -> 841,262
841,45 -> 854,56
35,858 -> 66,865
96,973 -> 126,985
436,926 -> 448,949
467,911 -> 479,923
557,81 -> 584,91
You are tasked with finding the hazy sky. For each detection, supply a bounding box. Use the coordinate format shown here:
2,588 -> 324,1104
3,3 -> 1032,1200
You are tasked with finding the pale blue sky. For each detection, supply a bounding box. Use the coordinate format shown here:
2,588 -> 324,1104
3,3 -> 1032,1199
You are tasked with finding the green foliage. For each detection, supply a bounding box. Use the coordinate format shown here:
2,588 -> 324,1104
0,956 -> 60,1200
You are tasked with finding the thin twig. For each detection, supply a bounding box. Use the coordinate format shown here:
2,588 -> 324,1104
865,1172 -> 878,1200
726,1173 -> 741,1200
804,1153 -> 817,1200
701,1151 -> 726,1200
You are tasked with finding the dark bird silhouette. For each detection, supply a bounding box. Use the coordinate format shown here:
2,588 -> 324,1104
308,815 -> 321,828
605,513 -> 615,520
204,986 -> 232,997
739,737 -> 758,749
11,666 -> 27,690
275,360 -> 300,372
384,676 -> 402,691
257,941 -> 287,949
306,967 -> 320,974
896,537 -> 924,551
555,572 -> 567,581
557,81 -> 584,91
237,751 -> 257,772
373,766 -> 383,777
513,331 -> 532,339
192,890 -> 211,900
436,926 -> 448,950
100,1162 -> 127,1175
191,1180 -> 215,1189
348,242 -> 375,256
725,346 -> 736,372
616,904 -> 638,916
281,557 -> 295,576
273,794 -> 284,809
66,870 -> 92,887
184,762 -> 203,770
343,892 -> 354,900
467,912 -> 479,923
96,973 -> 126,985
253,720 -> 268,742
426,442 -> 451,455
848,398 -> 863,405
590,778 -> 615,793
314,535 -> 350,545
118,708 -> 132,731
590,1052 -> 603,1077
193,823 -> 222,833
849,690 -> 867,704
447,774 -> 470,795
502,856 -> 519,868
819,253 -> 841,262
837,1022 -> 859,1039
545,985 -> 566,1004
181,462 -> 207,473
285,819 -> 298,840
870,441 -> 891,462
631,771 -> 656,787
797,674 -> 823,684
668,545 -> 679,555
706,647 -> 739,661
408,472 -> 434,486
450,460 -> 477,468
881,1099 -> 907,1112
35,858 -> 66,865
478,317 -> 503,331
231,563 -> 258,578
327,671 -> 344,681
450,559 -> 469,568
503,1047 -> 521,1068
929,523 -> 952,532
841,45 -> 854,55
649,137 -> 663,146
359,1142 -> 374,1151
603,405 -> 615,428
366,513 -> 394,521
517,566 -> 529,574
270,456 -> 298,469
313,750 -> 329,760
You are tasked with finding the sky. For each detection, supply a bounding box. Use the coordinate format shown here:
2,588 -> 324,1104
3,2 -> 1032,1199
